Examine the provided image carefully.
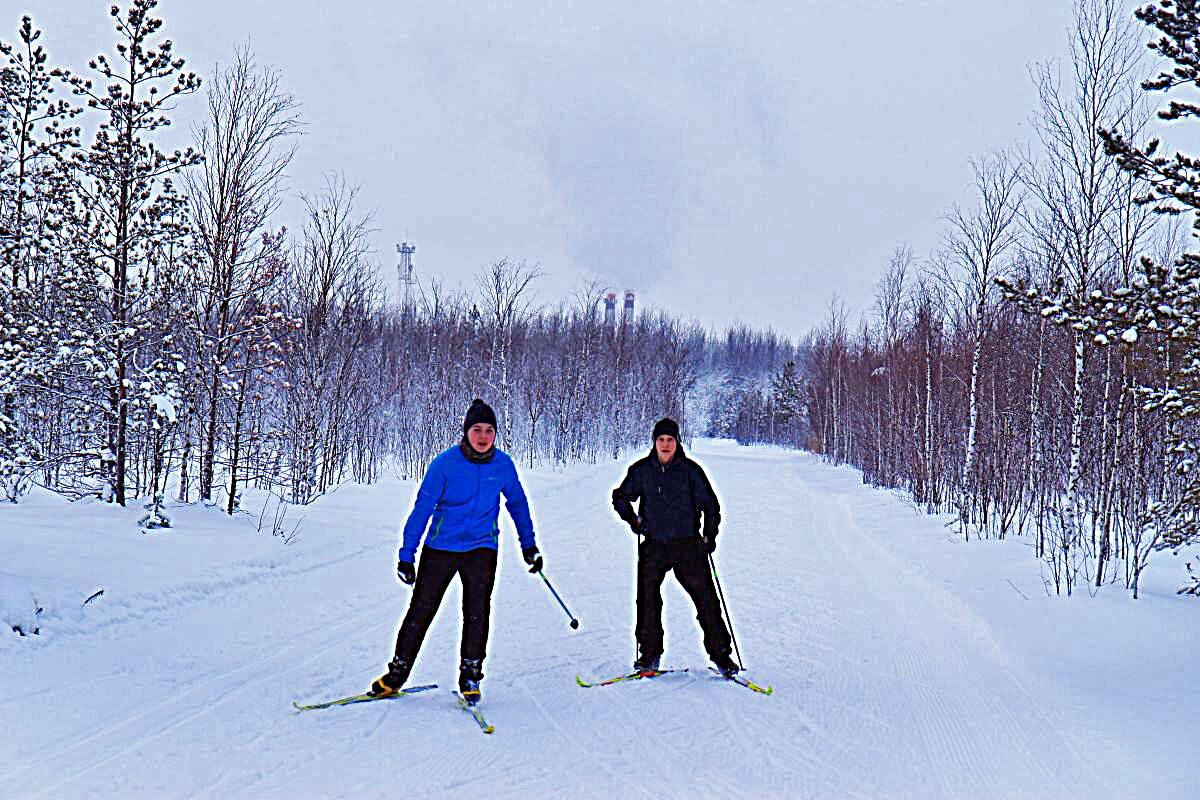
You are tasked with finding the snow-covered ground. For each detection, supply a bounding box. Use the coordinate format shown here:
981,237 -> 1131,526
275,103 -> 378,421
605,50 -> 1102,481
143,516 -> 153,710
1,440 -> 1196,799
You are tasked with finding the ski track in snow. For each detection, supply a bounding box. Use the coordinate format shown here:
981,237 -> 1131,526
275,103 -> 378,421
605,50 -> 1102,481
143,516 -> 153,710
1,441 -> 1194,798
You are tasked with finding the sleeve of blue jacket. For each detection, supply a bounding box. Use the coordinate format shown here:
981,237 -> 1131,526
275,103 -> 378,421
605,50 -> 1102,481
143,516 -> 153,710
398,459 -> 446,563
503,460 -> 537,551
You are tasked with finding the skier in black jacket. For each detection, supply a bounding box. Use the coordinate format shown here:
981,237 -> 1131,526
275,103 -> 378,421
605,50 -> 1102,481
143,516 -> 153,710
611,417 -> 739,676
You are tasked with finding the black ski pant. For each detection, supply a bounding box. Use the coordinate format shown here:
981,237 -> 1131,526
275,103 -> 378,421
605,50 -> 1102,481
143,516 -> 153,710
393,546 -> 498,665
635,540 -> 732,660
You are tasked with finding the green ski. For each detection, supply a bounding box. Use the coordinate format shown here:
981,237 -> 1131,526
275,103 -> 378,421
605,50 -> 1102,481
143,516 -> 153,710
575,668 -> 688,688
708,667 -> 773,695
292,683 -> 438,712
453,691 -> 494,733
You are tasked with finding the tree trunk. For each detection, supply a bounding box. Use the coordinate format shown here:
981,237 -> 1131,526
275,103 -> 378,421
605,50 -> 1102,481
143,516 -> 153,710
961,319 -> 984,538
1061,331 -> 1087,592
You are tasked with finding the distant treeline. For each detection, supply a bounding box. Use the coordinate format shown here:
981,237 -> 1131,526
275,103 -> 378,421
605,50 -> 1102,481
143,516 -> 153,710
0,2 -> 798,525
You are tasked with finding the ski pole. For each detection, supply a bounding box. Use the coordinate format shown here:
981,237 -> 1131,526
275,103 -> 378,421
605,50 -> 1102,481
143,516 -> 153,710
634,529 -> 644,664
539,571 -> 580,629
709,552 -> 744,669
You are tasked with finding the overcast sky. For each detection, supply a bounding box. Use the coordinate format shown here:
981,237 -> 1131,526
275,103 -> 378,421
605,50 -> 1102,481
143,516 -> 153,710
29,0 -> 1127,340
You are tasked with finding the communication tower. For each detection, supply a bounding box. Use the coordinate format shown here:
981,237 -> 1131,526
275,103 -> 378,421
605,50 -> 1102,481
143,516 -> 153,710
396,242 -> 416,306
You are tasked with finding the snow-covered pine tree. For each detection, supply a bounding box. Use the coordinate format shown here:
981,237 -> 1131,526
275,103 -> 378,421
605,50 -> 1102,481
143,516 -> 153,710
706,376 -> 741,439
60,0 -> 200,505
0,16 -> 82,501
771,360 -> 805,446
0,16 -> 81,288
1089,0 -> 1200,594
133,237 -> 194,529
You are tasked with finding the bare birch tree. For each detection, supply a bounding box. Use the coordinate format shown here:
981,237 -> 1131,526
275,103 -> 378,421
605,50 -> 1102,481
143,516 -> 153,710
932,153 -> 1023,536
1024,0 -> 1147,590
184,46 -> 300,504
475,258 -> 540,454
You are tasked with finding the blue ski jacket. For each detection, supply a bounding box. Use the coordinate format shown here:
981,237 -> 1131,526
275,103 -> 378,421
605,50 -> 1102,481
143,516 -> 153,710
398,444 -> 536,562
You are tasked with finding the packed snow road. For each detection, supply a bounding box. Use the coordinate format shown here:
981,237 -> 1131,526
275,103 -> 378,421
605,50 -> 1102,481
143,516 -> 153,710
2,440 -> 1194,798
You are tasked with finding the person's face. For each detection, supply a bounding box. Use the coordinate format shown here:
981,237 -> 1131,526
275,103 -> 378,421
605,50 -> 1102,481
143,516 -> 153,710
655,435 -> 677,463
467,423 -> 496,453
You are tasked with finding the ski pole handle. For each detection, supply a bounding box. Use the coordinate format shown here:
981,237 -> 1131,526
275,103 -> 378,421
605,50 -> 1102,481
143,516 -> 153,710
539,572 -> 580,629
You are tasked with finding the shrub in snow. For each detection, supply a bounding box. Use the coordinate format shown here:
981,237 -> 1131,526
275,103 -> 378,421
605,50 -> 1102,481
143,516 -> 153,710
1180,562 -> 1200,597
0,453 -> 33,502
139,495 -> 172,530
8,597 -> 43,637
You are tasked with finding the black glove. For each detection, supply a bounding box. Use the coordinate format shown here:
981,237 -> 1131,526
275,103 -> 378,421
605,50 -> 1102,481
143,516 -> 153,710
702,534 -> 717,555
397,560 -> 416,585
630,517 -> 646,534
522,546 -> 543,574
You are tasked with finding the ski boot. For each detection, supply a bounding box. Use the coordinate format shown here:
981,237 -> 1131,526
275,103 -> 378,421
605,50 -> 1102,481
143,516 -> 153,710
711,652 -> 741,678
458,658 -> 484,705
632,652 -> 661,675
369,657 -> 412,697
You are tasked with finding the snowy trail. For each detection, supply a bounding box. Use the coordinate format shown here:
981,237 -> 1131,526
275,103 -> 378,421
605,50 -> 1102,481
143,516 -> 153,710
2,441 -> 1193,798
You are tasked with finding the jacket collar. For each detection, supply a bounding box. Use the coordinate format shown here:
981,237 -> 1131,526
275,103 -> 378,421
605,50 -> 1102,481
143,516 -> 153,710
460,438 -> 496,464
649,441 -> 686,469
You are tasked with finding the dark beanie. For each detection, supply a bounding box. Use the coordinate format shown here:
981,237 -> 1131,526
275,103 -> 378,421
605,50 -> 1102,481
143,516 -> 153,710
463,398 -> 497,434
652,417 -> 680,441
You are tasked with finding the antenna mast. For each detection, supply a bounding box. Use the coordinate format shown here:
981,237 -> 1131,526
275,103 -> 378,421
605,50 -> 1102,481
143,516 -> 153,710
396,241 -> 416,306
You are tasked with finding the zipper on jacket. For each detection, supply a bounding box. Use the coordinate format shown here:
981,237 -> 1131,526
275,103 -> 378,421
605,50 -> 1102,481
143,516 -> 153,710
471,459 -> 482,532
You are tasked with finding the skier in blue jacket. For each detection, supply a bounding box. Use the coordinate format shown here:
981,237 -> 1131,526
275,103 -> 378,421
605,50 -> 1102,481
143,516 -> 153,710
370,399 -> 541,703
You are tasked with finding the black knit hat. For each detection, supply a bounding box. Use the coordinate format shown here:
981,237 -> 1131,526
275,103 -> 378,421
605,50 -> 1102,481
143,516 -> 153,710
463,398 -> 497,434
652,417 -> 680,442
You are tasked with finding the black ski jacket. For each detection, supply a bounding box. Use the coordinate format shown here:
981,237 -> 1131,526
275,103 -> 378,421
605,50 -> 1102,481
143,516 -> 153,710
611,444 -> 721,545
